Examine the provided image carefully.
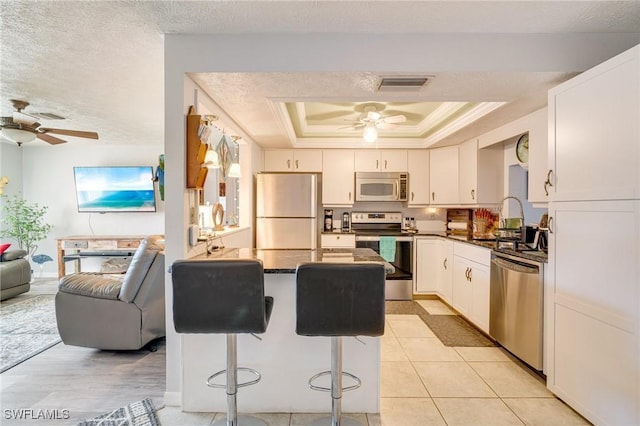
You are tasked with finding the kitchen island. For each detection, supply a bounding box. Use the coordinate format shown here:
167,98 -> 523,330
177,248 -> 392,414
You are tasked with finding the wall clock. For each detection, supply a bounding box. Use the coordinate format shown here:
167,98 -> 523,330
516,133 -> 529,166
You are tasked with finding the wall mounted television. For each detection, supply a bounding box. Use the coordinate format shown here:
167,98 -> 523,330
73,166 -> 157,213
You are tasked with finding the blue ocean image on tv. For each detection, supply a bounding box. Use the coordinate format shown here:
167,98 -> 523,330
74,166 -> 157,212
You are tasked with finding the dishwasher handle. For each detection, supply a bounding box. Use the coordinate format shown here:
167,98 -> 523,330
492,257 -> 539,274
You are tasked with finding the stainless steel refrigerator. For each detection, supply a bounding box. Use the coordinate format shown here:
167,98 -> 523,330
256,173 -> 319,249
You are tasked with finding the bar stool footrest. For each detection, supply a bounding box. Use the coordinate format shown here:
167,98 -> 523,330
308,370 -> 362,392
206,367 -> 262,389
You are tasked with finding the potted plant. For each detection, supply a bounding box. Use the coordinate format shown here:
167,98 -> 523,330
0,195 -> 52,260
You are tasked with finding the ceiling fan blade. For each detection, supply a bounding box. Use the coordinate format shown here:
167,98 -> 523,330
385,110 -> 423,121
306,111 -> 354,121
339,124 -> 365,130
13,111 -> 40,126
382,114 -> 406,124
377,122 -> 399,130
37,133 -> 67,145
40,128 -> 99,139
367,111 -> 381,121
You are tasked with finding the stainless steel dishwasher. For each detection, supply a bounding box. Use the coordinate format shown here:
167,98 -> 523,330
490,252 -> 543,371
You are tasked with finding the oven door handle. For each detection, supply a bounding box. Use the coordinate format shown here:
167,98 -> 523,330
355,236 -> 414,242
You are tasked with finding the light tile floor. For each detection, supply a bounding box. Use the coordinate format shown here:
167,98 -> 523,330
157,301 -> 591,426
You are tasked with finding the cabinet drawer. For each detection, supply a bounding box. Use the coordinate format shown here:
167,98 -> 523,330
62,240 -> 88,249
453,242 -> 490,265
88,240 -> 117,250
117,240 -> 141,249
321,234 -> 355,248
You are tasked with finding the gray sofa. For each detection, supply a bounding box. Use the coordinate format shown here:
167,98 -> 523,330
0,249 -> 31,300
55,236 -> 165,350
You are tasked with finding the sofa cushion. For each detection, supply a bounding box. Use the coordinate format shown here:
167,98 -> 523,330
118,236 -> 163,303
0,243 -> 11,255
58,273 -> 123,300
1,249 -> 28,262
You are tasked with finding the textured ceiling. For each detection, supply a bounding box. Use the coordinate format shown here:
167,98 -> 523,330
1,1 -> 640,148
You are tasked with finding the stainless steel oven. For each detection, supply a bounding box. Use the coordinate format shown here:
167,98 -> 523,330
352,212 -> 413,300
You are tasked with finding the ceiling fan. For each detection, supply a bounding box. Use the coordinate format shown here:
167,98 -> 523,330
342,103 -> 407,143
0,99 -> 99,146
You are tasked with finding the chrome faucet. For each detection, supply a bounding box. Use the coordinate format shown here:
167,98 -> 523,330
498,196 -> 526,244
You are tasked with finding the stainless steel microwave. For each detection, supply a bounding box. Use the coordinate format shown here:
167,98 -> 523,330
355,172 -> 408,202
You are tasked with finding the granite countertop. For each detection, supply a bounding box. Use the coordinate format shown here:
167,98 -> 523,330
192,248 -> 395,274
414,232 -> 548,264
321,230 -> 356,235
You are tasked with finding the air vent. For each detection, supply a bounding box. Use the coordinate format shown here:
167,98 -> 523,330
31,112 -> 65,120
377,76 -> 431,92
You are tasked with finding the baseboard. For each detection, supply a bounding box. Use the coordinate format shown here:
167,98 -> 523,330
163,391 -> 181,407
412,294 -> 441,300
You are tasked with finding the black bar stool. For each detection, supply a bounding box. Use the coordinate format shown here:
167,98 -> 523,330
296,262 -> 386,426
172,259 -> 274,426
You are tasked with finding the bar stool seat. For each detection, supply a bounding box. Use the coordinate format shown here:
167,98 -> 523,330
296,262 -> 386,426
172,259 -> 273,426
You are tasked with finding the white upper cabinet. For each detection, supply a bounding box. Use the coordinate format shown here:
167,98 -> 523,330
429,146 -> 459,205
459,139 -> 503,205
264,150 -> 323,172
322,150 -> 355,206
354,150 -> 407,172
548,47 -> 640,202
527,108 -> 549,203
407,150 -> 430,206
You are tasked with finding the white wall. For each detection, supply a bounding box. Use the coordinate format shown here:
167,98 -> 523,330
18,143 -> 164,275
0,142 -> 24,210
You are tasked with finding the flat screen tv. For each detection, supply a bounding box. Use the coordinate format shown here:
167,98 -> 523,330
73,166 -> 157,213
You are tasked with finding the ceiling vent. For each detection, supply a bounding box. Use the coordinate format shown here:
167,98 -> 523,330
377,76 -> 431,92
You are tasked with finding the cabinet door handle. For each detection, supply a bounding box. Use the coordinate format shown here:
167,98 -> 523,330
471,189 -> 475,200
443,258 -> 447,270
287,159 -> 291,169
411,192 -> 415,201
295,160 -> 299,169
548,216 -> 554,234
468,268 -> 472,282
544,169 -> 553,196
384,160 -> 388,169
376,159 -> 379,170
349,192 -> 352,201
464,267 -> 470,280
432,192 -> 435,201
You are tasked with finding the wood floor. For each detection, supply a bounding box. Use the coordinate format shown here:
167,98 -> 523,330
0,278 -> 166,425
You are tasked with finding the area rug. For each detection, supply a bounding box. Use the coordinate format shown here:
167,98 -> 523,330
0,294 -> 61,373
77,398 -> 160,426
386,300 -> 496,347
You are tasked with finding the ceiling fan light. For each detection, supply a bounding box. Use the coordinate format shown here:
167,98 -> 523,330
0,128 -> 37,144
363,123 -> 378,143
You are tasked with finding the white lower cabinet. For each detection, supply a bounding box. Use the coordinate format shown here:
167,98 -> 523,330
452,242 -> 491,333
413,237 -> 454,305
415,238 -> 439,293
546,200 -> 639,425
320,234 -> 355,248
414,237 -> 490,332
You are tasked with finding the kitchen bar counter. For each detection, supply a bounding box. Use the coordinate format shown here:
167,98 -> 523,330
178,248 -> 385,414
193,247 -> 394,273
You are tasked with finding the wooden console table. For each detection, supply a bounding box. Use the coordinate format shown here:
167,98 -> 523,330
57,235 -> 145,279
